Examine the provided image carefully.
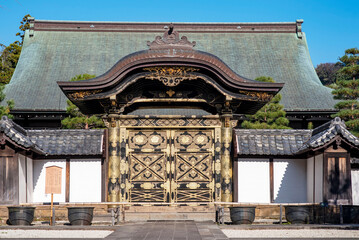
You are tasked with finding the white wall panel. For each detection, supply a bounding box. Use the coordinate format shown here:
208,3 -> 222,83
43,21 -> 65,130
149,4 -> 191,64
33,160 -> 66,203
352,169 -> 359,205
18,154 -> 26,204
273,159 -> 307,203
307,157 -> 314,202
26,157 -> 33,203
69,159 -> 101,202
237,159 -> 270,203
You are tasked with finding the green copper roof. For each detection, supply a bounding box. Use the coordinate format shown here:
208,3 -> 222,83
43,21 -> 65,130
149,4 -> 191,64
4,22 -> 336,112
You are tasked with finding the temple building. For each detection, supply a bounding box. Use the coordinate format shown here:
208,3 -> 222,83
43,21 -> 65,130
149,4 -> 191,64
1,18 -> 358,207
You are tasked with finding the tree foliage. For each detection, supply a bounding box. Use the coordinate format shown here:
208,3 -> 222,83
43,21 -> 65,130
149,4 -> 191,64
0,85 -> 14,118
0,14 -> 32,85
61,74 -> 105,129
332,48 -> 359,137
315,63 -> 341,86
241,76 -> 290,129
0,42 -> 22,84
16,14 -> 32,45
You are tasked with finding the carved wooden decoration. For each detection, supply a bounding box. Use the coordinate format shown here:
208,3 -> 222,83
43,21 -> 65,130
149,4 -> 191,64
147,24 -> 196,50
45,166 -> 62,194
144,66 -> 199,87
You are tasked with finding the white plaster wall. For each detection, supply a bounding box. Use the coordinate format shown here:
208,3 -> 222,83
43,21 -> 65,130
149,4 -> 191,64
351,169 -> 359,205
18,154 -> 26,204
69,159 -> 102,202
26,157 -> 33,203
33,160 -> 66,203
273,159 -> 307,203
314,154 -> 323,203
237,159 -> 270,203
307,157 -> 314,202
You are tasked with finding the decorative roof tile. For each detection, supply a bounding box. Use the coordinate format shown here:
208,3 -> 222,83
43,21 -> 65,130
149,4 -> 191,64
234,129 -> 312,156
28,129 -> 104,156
0,116 -> 45,154
297,117 -> 359,153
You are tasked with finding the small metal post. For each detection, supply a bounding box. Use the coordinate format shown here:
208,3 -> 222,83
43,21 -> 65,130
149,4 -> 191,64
339,205 -> 343,224
111,208 -> 115,226
279,204 -> 282,224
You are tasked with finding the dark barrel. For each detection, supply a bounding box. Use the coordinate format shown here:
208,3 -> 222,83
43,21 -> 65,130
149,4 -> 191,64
67,207 -> 94,225
343,205 -> 359,224
7,206 -> 36,225
229,206 -> 256,224
285,205 -> 311,224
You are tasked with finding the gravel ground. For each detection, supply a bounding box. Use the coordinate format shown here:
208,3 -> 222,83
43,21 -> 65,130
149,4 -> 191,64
0,230 -> 113,238
222,229 -> 359,238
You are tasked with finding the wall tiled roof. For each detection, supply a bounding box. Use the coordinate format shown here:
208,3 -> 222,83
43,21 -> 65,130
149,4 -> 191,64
28,129 -> 104,156
297,117 -> 359,153
0,116 -> 45,154
233,129 -> 312,156
4,21 -> 336,112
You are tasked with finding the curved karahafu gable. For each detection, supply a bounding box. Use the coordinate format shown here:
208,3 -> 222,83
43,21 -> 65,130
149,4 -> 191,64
58,25 -> 283,115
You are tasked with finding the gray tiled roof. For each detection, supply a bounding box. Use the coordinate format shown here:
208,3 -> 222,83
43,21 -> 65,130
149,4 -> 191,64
233,128 -> 312,156
4,21 -> 336,112
28,129 -> 104,156
297,117 -> 359,153
0,116 -> 45,154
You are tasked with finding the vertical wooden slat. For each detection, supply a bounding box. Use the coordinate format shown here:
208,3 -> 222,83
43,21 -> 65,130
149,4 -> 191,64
269,158 -> 274,203
65,158 -> 70,202
339,157 -> 346,199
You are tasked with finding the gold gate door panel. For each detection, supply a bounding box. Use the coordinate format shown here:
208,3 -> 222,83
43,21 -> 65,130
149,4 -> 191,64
127,129 -> 215,202
128,130 -> 169,202
173,130 -> 214,202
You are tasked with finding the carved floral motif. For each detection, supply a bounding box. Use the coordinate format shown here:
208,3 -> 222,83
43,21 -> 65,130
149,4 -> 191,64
239,90 -> 274,102
69,90 -> 102,100
144,66 -> 199,87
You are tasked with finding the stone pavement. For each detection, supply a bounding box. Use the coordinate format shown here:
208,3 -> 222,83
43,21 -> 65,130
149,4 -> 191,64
105,221 -> 228,240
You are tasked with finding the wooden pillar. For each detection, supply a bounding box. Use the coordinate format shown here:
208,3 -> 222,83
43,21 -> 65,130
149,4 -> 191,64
221,114 -> 233,202
107,117 -> 121,207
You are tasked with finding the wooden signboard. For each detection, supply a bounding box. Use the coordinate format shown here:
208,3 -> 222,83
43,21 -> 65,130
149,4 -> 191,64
45,166 -> 62,194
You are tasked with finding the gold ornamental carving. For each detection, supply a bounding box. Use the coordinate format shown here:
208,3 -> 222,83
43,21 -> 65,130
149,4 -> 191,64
144,67 -> 199,87
69,90 -> 102,100
239,90 -> 273,102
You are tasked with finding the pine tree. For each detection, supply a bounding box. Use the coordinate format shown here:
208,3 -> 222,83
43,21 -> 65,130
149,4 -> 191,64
0,14 -> 32,84
332,48 -> 359,136
61,74 -> 105,129
0,85 -> 14,118
241,76 -> 290,129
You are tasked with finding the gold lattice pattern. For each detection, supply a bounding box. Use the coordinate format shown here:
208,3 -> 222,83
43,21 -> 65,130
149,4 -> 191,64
176,190 -> 211,202
130,190 -> 165,202
175,153 -> 211,182
129,153 -> 167,182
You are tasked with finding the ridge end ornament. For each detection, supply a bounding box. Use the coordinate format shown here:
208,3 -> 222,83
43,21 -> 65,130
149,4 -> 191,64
147,24 -> 196,50
144,66 -> 199,87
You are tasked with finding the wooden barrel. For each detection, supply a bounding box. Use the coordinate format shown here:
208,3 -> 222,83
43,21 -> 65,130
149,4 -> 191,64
229,206 -> 256,224
67,207 -> 94,225
8,207 -> 36,225
285,206 -> 311,224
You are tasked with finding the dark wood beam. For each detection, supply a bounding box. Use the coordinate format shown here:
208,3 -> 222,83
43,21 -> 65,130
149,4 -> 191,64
269,158 -> 274,203
65,158 -> 70,202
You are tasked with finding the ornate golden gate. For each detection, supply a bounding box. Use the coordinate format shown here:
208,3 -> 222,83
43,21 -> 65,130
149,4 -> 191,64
128,129 -> 215,202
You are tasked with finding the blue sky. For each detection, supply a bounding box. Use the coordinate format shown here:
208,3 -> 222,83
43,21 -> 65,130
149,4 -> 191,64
0,0 -> 358,67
